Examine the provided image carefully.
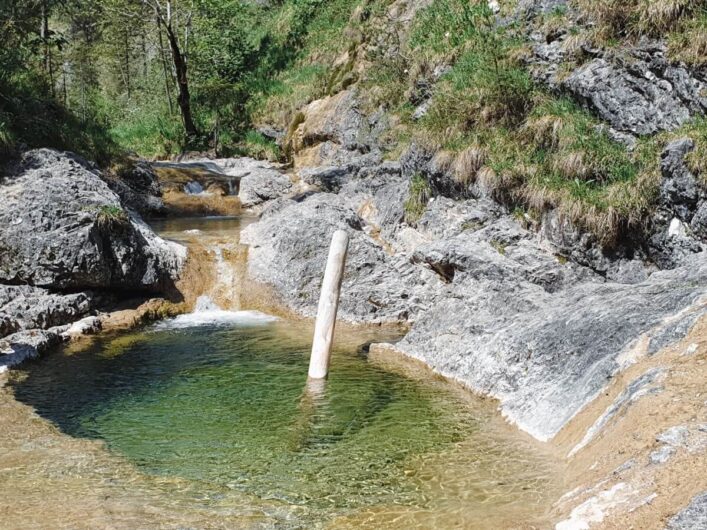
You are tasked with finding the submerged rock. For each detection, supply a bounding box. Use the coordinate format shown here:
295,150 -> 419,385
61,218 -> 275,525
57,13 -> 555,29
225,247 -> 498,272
666,491 -> 707,530
0,149 -> 185,292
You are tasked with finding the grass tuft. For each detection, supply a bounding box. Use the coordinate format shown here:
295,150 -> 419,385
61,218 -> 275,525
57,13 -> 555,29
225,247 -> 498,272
404,173 -> 432,224
96,205 -> 130,229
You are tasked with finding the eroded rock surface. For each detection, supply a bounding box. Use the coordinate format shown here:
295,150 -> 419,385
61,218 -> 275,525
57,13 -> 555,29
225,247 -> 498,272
239,168 -> 292,208
0,149 -> 184,292
562,45 -> 707,135
242,192 -> 443,323
240,140 -> 707,442
0,149 -> 186,368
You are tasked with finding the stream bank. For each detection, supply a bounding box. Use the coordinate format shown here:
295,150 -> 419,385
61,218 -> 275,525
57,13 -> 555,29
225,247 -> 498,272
1,150 -> 705,529
1,213 -> 563,529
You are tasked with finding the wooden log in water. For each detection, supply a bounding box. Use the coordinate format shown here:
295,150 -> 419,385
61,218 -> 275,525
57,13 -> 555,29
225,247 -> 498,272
308,230 -> 349,379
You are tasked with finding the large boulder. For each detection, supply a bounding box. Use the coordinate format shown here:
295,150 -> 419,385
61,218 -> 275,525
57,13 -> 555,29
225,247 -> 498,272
0,284 -> 94,335
288,90 -> 385,170
241,193 -> 442,323
0,149 -> 185,292
103,160 -> 166,216
291,90 -> 369,153
238,168 -> 292,208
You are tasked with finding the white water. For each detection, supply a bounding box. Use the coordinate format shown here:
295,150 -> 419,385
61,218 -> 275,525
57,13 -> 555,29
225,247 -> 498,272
155,295 -> 278,330
184,181 -> 212,196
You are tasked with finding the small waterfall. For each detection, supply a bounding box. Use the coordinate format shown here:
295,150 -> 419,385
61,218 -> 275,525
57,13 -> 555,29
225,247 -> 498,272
227,178 -> 238,196
155,228 -> 276,328
156,292 -> 276,329
194,295 -> 220,312
184,181 -> 206,195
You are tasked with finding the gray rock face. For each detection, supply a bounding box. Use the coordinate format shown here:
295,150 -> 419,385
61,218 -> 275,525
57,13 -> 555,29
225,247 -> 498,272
241,151 -> 707,441
0,285 -> 94,335
238,168 -> 292,208
660,139 -> 701,221
666,492 -> 707,530
104,161 -> 166,216
648,139 -> 706,268
242,193 -> 442,323
297,90 -> 371,152
0,149 -> 185,292
562,43 -> 706,135
398,255 -> 706,440
0,329 -> 63,372
298,166 -> 351,193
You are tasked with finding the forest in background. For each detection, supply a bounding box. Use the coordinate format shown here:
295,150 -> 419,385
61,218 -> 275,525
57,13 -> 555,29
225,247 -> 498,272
0,0 -> 356,162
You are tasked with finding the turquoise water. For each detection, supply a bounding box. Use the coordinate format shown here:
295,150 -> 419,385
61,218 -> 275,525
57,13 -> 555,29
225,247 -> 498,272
12,317 -> 559,528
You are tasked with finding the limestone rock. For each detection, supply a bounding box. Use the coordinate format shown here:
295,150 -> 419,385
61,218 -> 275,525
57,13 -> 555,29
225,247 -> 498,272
0,149 -> 185,292
0,284 -> 94,336
238,168 -> 292,208
292,90 -> 370,153
648,139 -> 706,268
104,160 -> 166,216
241,193 -> 442,323
660,138 -> 701,221
666,492 -> 707,530
397,253 -> 707,440
298,166 -> 351,193
0,329 -> 63,373
562,44 -> 707,135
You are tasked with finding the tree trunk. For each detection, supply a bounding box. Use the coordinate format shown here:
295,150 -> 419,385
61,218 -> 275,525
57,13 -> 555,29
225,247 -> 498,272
40,0 -> 55,98
164,25 -> 199,141
157,19 -> 174,115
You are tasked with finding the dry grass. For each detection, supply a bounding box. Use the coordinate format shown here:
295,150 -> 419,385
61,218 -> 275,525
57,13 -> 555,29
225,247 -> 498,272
552,151 -> 591,180
635,0 -> 699,33
452,146 -> 487,185
577,0 -> 702,39
522,114 -> 566,149
430,149 -> 455,175
668,9 -> 707,66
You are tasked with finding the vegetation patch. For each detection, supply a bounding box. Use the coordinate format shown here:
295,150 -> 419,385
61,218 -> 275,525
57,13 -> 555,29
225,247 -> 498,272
96,205 -> 130,229
404,173 -> 432,224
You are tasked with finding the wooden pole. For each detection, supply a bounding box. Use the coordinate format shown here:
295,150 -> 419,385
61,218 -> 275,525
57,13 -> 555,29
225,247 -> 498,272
308,230 -> 349,380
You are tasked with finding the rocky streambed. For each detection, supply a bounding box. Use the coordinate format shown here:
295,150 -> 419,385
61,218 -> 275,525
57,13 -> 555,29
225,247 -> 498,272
1,146 -> 706,529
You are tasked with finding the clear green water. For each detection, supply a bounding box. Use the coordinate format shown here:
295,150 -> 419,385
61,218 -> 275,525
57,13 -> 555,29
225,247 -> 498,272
12,315 -> 558,528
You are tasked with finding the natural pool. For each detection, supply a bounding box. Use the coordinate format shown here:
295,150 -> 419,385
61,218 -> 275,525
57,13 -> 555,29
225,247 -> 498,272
8,316 -> 560,528
3,215 -> 561,528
